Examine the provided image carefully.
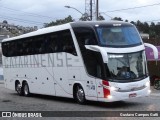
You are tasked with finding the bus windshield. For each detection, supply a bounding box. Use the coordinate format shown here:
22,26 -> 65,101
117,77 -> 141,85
107,51 -> 147,81
97,26 -> 142,47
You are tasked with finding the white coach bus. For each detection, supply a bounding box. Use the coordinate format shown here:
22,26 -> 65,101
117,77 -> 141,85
1,21 -> 158,104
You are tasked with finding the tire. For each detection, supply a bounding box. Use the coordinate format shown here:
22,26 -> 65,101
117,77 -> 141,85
15,82 -> 23,96
154,80 -> 160,90
75,85 -> 86,104
23,82 -> 30,97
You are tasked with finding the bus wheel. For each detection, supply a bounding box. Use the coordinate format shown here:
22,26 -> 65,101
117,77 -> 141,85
15,82 -> 23,96
23,82 -> 30,97
154,80 -> 160,90
75,85 -> 86,104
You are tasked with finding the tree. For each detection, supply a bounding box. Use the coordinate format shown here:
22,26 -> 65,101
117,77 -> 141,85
3,20 -> 8,24
143,22 -> 149,33
79,13 -> 105,21
44,15 -> 74,27
136,20 -> 144,32
149,22 -> 156,38
125,20 -> 128,22
112,17 -> 123,21
79,13 -> 90,21
130,21 -> 136,25
98,14 -> 105,20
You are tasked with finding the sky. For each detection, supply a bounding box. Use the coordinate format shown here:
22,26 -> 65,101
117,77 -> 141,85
0,0 -> 160,28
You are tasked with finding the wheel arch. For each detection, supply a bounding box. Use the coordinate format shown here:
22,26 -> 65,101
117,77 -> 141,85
73,82 -> 86,98
22,80 -> 28,86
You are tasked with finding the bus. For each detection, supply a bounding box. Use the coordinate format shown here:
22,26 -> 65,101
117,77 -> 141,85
1,21 -> 158,104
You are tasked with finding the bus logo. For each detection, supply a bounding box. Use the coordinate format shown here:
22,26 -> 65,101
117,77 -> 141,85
2,112 -> 11,117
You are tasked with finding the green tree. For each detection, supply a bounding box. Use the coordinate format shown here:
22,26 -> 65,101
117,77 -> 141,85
149,22 -> 156,38
79,13 -> 90,21
112,17 -> 123,21
143,22 -> 149,33
44,15 -> 74,27
98,14 -> 105,20
130,21 -> 136,25
136,20 -> 144,32
125,20 -> 128,22
155,24 -> 160,38
79,13 -> 105,21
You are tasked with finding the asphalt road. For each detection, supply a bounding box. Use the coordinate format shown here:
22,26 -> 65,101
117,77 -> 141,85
0,83 -> 160,120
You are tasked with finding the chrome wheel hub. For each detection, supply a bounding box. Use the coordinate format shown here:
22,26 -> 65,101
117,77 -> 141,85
77,88 -> 84,102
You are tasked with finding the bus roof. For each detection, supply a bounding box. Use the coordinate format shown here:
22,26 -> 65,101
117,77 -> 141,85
2,21 -> 133,42
70,21 -> 133,28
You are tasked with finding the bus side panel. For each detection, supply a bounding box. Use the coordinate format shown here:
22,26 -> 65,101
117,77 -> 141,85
3,56 -> 15,90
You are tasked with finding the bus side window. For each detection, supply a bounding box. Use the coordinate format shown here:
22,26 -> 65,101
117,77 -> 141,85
2,42 -> 10,57
47,33 -> 58,53
60,30 -> 77,56
22,40 -> 28,55
27,38 -> 33,55
73,27 -> 106,80
16,40 -> 23,56
34,36 -> 44,54
26,39 -> 33,55
39,36 -> 47,54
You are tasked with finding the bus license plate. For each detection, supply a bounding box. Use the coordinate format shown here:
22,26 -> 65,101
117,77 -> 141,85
129,93 -> 137,98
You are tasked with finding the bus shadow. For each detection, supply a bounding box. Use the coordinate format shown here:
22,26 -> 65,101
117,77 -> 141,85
86,100 -> 140,109
11,93 -> 142,108
12,93 -> 75,104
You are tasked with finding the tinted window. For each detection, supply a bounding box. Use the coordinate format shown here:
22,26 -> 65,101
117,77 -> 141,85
73,27 -> 106,79
97,26 -> 142,47
2,30 -> 77,57
61,30 -> 77,56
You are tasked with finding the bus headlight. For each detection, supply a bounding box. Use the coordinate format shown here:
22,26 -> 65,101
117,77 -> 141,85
107,95 -> 113,99
145,81 -> 150,87
110,86 -> 119,91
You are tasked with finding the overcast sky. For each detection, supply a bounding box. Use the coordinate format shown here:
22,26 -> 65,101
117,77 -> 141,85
0,0 -> 160,28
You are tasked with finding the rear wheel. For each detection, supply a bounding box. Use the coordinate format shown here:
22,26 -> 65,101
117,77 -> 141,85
23,82 -> 30,97
15,82 -> 23,96
75,85 -> 86,104
154,80 -> 160,90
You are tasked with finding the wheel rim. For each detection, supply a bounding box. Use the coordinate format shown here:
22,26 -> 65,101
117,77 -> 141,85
76,86 -> 85,103
154,81 -> 159,89
16,84 -> 21,94
24,85 -> 29,95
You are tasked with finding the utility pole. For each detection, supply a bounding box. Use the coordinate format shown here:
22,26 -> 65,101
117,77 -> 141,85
85,0 -> 96,21
90,0 -> 92,21
96,0 -> 99,21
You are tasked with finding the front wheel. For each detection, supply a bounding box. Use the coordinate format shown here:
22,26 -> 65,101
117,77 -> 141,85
23,83 -> 30,97
75,85 -> 86,104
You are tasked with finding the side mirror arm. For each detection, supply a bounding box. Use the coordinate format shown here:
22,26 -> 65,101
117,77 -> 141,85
85,45 -> 108,63
144,43 -> 158,60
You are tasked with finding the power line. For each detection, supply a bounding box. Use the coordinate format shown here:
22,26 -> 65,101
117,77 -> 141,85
0,15 -> 43,26
145,19 -> 160,23
104,3 -> 160,13
0,5 -> 58,20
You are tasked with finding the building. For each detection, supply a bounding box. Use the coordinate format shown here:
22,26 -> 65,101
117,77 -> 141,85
0,20 -> 38,67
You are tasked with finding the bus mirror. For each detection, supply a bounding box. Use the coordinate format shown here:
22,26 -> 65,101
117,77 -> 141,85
144,43 -> 158,60
85,45 -> 108,63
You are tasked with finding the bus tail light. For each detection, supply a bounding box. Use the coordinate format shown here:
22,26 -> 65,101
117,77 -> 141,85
102,80 -> 110,98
